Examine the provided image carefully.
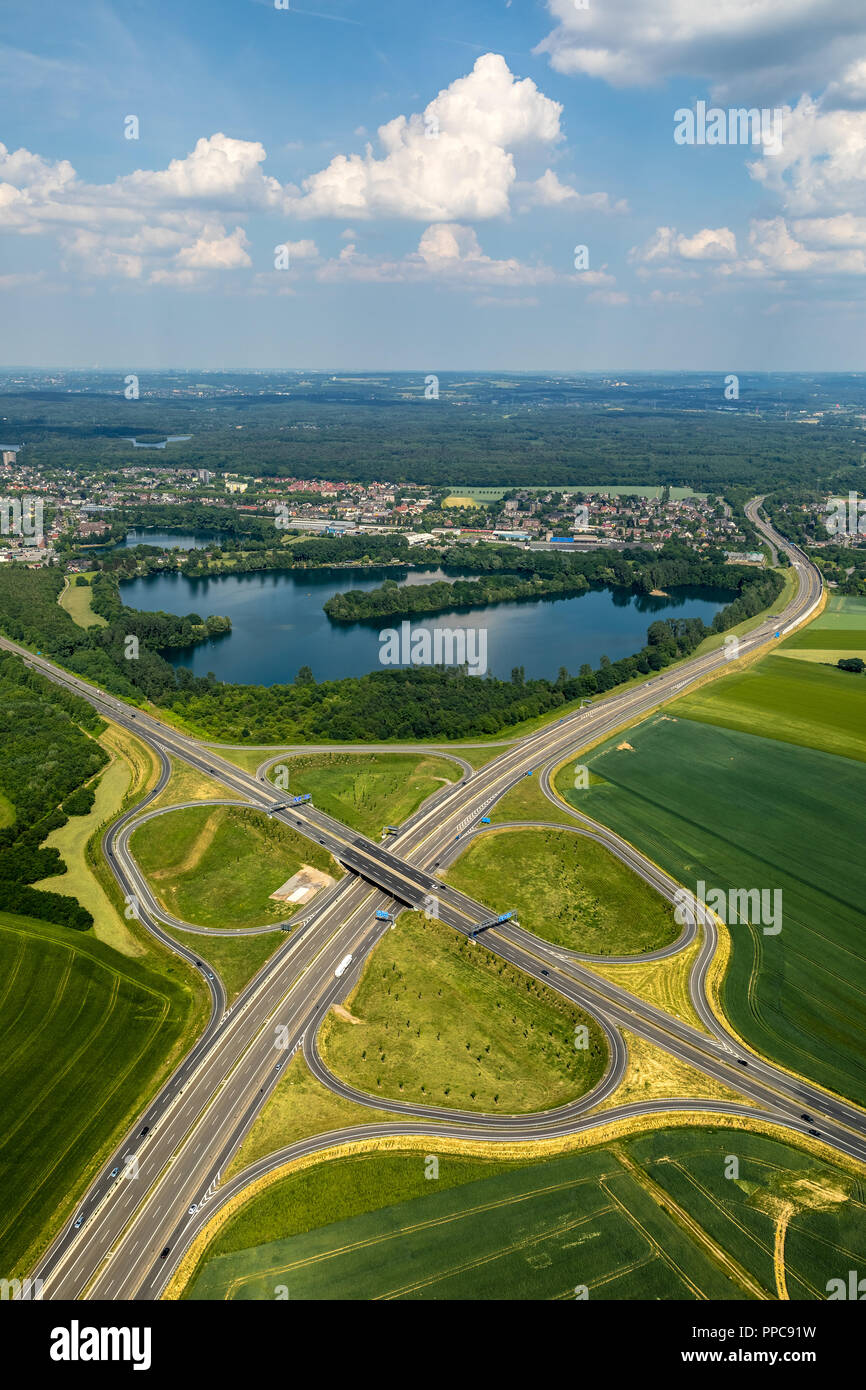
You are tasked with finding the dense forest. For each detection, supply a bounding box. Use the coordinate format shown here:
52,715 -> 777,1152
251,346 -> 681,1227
0,653 -> 108,930
325,571 -> 591,621
3,371 -> 863,492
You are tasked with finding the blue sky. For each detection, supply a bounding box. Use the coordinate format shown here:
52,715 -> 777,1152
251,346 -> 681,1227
2,0 -> 865,369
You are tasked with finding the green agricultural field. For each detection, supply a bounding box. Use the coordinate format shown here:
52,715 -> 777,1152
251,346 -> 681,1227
267,751 -> 461,838
185,1126 -> 863,1301
557,715 -> 866,1107
627,1127 -> 864,1300
445,827 -> 678,955
319,911 -> 608,1113
773,593 -> 866,663
671,654 -> 866,762
130,804 -> 342,930
0,911 -> 203,1277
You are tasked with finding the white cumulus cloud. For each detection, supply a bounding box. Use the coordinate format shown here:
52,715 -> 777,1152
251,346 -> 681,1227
286,54 -> 564,221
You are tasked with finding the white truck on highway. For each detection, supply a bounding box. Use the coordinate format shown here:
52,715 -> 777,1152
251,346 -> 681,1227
334,954 -> 353,978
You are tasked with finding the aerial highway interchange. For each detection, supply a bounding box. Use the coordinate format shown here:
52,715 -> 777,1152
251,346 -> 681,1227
9,500 -> 856,1304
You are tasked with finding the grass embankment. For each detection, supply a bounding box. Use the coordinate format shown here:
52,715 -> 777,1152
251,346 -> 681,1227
593,1028 -> 751,1113
583,934 -> 708,1033
559,712 -> 866,1109
318,911 -> 608,1113
486,771 -> 578,826
129,804 -> 342,931
0,909 -> 204,1278
182,1125 -> 863,1301
58,573 -> 107,629
148,760 -> 246,812
266,751 -> 461,838
227,1054 -> 404,1176
167,925 -> 283,1005
445,827 -> 678,956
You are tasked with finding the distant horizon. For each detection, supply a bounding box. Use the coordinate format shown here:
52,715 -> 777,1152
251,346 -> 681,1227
2,366 -> 864,378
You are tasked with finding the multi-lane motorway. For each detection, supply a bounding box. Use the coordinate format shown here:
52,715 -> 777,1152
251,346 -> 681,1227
11,498 -> 859,1302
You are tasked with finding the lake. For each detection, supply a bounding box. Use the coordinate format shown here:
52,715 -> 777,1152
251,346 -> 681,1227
121,529 -> 225,551
122,436 -> 193,449
120,561 -> 732,686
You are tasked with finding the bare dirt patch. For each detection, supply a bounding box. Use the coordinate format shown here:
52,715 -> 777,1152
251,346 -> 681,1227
332,1004 -> 362,1024
270,863 -> 335,904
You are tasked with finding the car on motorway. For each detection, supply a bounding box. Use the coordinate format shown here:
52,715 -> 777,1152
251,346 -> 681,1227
541,969 -> 549,976
73,1216 -> 84,1230
276,1062 -> 283,1071
188,1205 -> 197,1215
808,1128 -> 822,1138
139,1126 -> 149,1137
801,1113 -> 813,1122
160,1247 -> 171,1259
207,972 -> 214,980
736,1059 -> 749,1066
109,1166 -> 120,1178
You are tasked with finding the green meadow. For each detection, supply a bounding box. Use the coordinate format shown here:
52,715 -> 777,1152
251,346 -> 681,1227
267,751 -> 461,838
445,827 -> 678,955
319,911 -> 608,1113
130,804 -> 341,930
